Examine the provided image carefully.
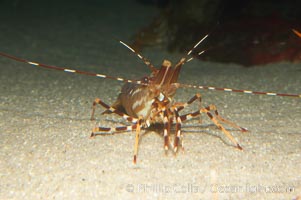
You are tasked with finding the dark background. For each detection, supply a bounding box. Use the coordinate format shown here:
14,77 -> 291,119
1,0 -> 301,66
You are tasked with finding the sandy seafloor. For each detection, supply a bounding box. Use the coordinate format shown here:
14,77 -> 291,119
0,1 -> 300,199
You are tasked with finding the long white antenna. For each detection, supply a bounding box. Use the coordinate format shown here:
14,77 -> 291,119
185,34 -> 209,63
119,40 -> 157,73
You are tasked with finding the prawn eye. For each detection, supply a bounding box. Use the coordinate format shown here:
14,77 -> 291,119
142,77 -> 149,84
